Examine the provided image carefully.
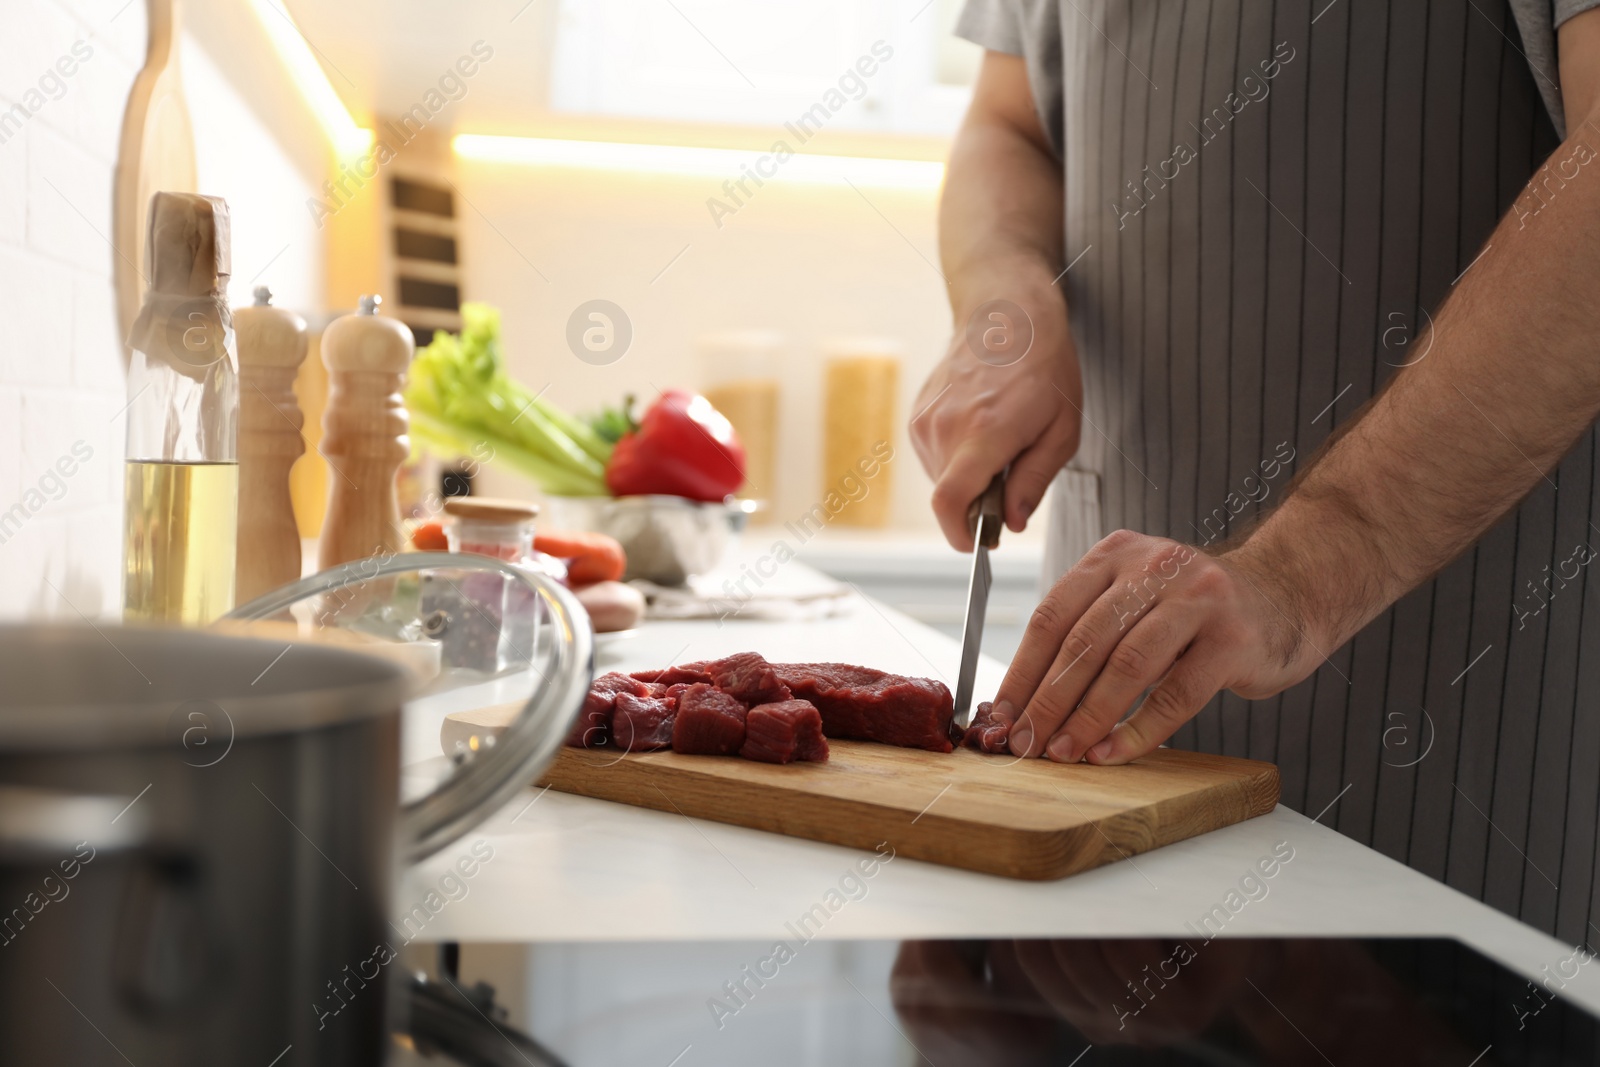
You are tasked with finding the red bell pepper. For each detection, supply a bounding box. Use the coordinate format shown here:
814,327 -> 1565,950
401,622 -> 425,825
604,389 -> 746,502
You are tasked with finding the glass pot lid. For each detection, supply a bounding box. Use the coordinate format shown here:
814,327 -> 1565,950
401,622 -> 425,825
224,551 -> 594,863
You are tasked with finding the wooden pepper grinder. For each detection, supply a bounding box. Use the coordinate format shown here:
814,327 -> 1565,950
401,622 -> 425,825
234,286 -> 308,602
318,294 -> 413,571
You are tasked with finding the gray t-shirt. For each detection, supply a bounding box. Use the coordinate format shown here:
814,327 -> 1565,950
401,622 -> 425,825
957,0 -> 1599,141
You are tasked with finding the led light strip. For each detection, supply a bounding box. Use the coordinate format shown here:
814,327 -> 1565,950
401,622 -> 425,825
452,134 -> 945,190
247,0 -> 373,157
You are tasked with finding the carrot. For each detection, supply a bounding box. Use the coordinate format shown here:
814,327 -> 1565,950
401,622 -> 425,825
412,521 -> 449,551
535,529 -> 626,584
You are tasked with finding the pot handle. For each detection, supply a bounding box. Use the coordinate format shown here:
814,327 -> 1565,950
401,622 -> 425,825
224,552 -> 594,864
0,784 -> 152,858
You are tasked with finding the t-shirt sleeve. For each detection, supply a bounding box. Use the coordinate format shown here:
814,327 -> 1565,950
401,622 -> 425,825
952,0 -> 1065,157
954,0 -> 1025,55
1555,0 -> 1600,27
1509,0 -> 1573,134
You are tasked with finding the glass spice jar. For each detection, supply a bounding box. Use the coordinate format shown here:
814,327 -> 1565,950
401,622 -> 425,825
420,498 -> 565,672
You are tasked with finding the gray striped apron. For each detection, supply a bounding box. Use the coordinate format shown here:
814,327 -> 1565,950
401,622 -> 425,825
1041,0 -> 1597,943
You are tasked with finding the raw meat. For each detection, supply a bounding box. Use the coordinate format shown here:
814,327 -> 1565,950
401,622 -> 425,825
631,662 -> 712,686
640,680 -> 689,702
706,652 -> 791,706
671,684 -> 749,756
577,655 -> 956,762
740,700 -> 829,764
610,692 -> 676,752
774,663 -> 954,753
565,671 -> 649,748
957,701 -> 1011,754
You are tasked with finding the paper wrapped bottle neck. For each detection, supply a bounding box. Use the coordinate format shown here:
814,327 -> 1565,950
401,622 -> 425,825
132,192 -> 234,380
128,291 -> 234,380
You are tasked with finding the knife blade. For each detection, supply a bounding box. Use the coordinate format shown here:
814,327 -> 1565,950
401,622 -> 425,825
954,471 -> 1005,728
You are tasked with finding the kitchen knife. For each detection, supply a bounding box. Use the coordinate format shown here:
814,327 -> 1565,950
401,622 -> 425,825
954,471 -> 1005,728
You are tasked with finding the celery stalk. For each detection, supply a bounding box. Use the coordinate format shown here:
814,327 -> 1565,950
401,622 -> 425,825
402,303 -> 613,496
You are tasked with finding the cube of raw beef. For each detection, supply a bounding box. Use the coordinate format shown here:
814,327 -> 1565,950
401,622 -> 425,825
631,661 -> 712,686
707,652 -> 791,705
740,699 -> 829,764
610,692 -> 677,752
773,663 -> 954,752
565,672 -> 650,748
956,701 -> 1012,754
671,684 -> 749,756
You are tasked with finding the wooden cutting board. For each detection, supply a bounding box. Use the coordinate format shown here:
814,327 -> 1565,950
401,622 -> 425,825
114,0 -> 197,365
529,734 -> 1280,881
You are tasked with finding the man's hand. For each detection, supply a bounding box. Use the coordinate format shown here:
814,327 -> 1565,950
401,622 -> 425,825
917,49 -> 1074,550
996,531 -> 1328,764
912,272 -> 1082,550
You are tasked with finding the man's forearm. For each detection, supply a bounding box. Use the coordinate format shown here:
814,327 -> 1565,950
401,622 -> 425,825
1237,119 -> 1600,662
939,86 -> 1064,317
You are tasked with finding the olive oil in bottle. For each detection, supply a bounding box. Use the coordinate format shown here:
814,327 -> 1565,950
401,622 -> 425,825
123,460 -> 238,624
122,192 -> 240,624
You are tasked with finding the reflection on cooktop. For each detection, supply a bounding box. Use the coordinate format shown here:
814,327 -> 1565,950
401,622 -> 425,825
517,938 -> 1597,1066
890,938 -> 1594,1066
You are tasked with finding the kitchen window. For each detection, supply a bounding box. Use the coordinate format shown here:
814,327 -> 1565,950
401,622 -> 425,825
548,0 -> 977,136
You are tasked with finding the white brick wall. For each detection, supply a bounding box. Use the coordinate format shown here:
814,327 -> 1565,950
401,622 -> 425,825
0,1 -> 145,618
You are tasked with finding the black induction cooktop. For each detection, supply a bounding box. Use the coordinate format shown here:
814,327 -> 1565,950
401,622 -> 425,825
512,937 -> 1600,1066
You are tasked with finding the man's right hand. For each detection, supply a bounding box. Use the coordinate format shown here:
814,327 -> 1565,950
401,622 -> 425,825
911,267 -> 1082,550
913,49 -> 1079,550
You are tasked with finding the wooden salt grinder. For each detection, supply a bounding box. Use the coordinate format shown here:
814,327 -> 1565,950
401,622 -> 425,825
318,294 -> 413,571
235,286 -> 308,602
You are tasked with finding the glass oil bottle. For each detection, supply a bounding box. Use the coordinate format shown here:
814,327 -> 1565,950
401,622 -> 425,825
122,192 -> 240,624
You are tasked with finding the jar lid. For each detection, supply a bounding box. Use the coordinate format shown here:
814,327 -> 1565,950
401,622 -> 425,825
442,497 -> 540,523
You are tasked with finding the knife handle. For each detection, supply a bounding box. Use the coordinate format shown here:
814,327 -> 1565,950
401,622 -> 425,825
968,471 -> 1005,550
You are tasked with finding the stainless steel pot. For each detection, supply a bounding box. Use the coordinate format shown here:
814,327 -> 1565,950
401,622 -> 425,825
0,554 -> 592,1066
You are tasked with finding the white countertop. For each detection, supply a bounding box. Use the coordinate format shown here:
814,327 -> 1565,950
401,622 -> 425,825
395,562 -> 1600,1015
789,526 -> 1045,582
